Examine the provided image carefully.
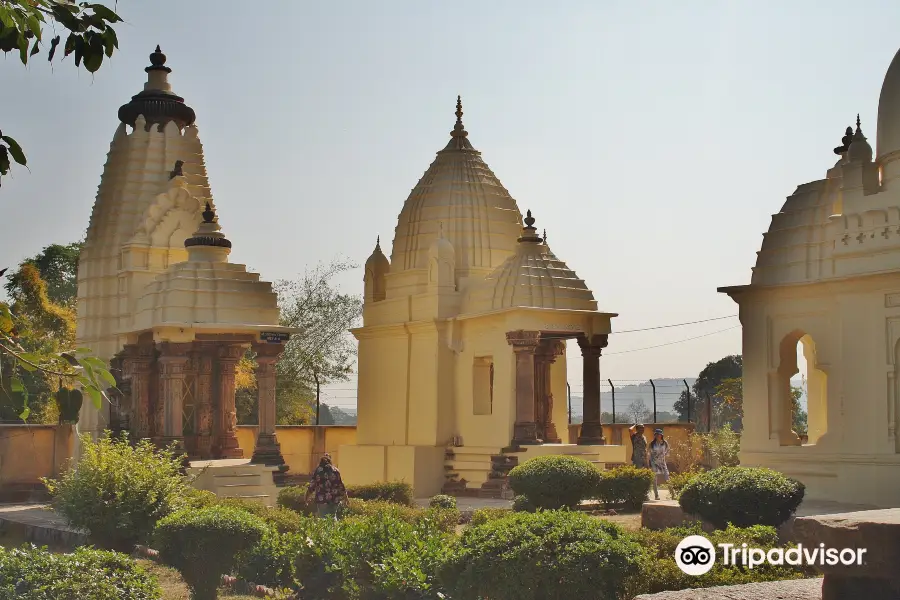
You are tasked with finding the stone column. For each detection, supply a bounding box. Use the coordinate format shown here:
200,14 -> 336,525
156,342 -> 192,453
577,334 -> 608,445
507,330 -> 542,445
123,343 -> 155,440
195,348 -> 214,459
538,339 -> 565,444
250,344 -> 288,480
214,345 -> 244,459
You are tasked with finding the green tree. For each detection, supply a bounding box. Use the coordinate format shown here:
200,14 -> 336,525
4,241 -> 83,306
791,385 -> 808,437
0,1 -> 122,185
675,355 -> 742,429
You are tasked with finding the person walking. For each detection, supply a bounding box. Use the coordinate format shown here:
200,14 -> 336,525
305,453 -> 347,518
649,428 -> 671,500
629,424 -> 648,468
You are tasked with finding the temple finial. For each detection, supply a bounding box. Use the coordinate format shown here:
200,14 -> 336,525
147,44 -> 171,73
524,210 -> 535,228
517,209 -> 541,243
455,96 -> 463,127
543,229 -> 547,243
202,202 -> 215,223
857,113 -> 862,131
376,235 -> 380,246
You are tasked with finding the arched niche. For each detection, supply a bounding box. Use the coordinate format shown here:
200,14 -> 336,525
776,330 -> 828,446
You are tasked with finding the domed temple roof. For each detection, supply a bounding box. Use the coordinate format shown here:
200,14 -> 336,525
390,97 -> 523,277
878,47 -> 900,162
464,211 -> 597,313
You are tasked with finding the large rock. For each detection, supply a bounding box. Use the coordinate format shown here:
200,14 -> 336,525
642,500 -> 796,542
632,578 -> 822,599
793,509 -> 900,599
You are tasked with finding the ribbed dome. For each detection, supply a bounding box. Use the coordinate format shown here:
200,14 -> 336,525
877,47 -> 900,162
390,97 -> 522,277
464,211 -> 597,313
365,236 -> 390,272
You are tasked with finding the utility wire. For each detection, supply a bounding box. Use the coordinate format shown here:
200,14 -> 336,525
613,314 -> 737,334
604,325 -> 741,356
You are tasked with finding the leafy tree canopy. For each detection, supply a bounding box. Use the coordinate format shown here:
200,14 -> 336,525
4,241 -> 82,306
0,0 -> 122,185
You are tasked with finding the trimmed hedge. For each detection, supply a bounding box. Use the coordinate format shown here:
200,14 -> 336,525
154,505 -> 268,600
344,498 -> 460,533
440,510 -> 643,600
276,484 -> 313,515
666,467 -> 704,500
508,455 -> 602,509
469,507 -> 512,526
347,481 -> 414,505
0,545 -> 161,600
679,466 -> 805,528
595,465 -> 654,510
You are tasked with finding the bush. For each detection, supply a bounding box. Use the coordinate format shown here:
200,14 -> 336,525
706,423 -> 741,467
507,455 -> 602,510
346,480 -> 414,505
343,498 -> 460,533
0,545 -> 161,599
594,465 -> 654,510
277,484 -> 313,515
295,510 -> 452,600
469,507 -> 511,526
667,431 -> 706,473
154,505 -> 267,600
440,510 -> 642,600
679,466 -> 805,528
216,497 -> 310,534
667,467 -> 703,500
623,523 -> 815,597
429,494 -> 457,509
43,434 -> 191,551
511,494 -> 536,512
236,527 -> 309,590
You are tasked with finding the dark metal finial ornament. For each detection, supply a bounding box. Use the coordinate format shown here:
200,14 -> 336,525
857,114 -> 862,132
543,229 -> 547,243
455,95 -> 463,127
376,235 -> 380,246
202,202 -> 215,223
524,209 -> 535,228
834,125 -> 854,155
147,45 -> 170,73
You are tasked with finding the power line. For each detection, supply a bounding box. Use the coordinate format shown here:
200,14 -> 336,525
613,315 -> 737,334
604,325 -> 741,356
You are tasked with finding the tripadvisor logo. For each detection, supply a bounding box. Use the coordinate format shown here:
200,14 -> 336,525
675,535 -> 868,576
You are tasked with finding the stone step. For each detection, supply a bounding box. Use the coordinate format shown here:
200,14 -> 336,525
446,446 -> 505,456
446,459 -> 493,471
212,474 -> 265,486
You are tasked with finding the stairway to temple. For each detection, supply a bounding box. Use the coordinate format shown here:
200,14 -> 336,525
442,444 -> 621,499
187,460 -> 279,507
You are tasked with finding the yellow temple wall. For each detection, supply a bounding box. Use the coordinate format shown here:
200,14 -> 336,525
0,425 -> 75,489
355,331 -> 410,445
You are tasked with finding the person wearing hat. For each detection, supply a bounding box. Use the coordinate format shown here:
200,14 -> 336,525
628,424 -> 648,469
649,428 -> 671,500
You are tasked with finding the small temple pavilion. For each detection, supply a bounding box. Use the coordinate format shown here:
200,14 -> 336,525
720,45 -> 900,507
339,98 -> 625,497
74,47 -> 292,474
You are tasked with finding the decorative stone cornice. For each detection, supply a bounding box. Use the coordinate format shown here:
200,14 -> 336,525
506,330 -> 541,350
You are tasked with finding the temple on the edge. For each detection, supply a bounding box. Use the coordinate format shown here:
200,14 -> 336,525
339,98 -> 625,497
75,47 -> 293,474
720,47 -> 900,507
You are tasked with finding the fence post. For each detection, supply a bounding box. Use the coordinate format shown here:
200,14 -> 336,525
705,391 -> 713,432
683,379 -> 691,423
608,379 -> 616,424
649,379 -> 657,423
567,382 -> 572,425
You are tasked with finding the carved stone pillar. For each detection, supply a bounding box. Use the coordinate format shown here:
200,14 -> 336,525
507,330 -> 542,445
156,342 -> 192,453
123,343 -> 155,440
195,349 -> 214,459
215,345 -> 244,459
577,334 -> 608,445
537,339 -> 565,444
251,344 -> 288,481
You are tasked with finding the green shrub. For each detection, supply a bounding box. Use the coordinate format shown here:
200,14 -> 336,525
236,527 -> 309,590
0,545 -> 161,600
623,523 -> 814,597
215,497 -> 309,534
346,480 -> 414,505
154,505 -> 267,600
429,494 -> 457,509
512,494 -> 536,512
594,465 -> 654,510
679,466 -> 805,528
180,488 -> 220,510
440,510 -> 642,600
667,467 -> 703,500
507,454 -> 602,510
295,510 -> 452,599
277,484 -> 313,515
469,507 -> 511,526
343,498 -> 459,533
706,423 -> 741,467
43,434 -> 191,551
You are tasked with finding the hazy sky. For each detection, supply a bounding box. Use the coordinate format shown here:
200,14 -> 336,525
2,1 -> 898,409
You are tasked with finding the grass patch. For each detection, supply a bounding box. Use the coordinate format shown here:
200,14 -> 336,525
137,559 -> 262,600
